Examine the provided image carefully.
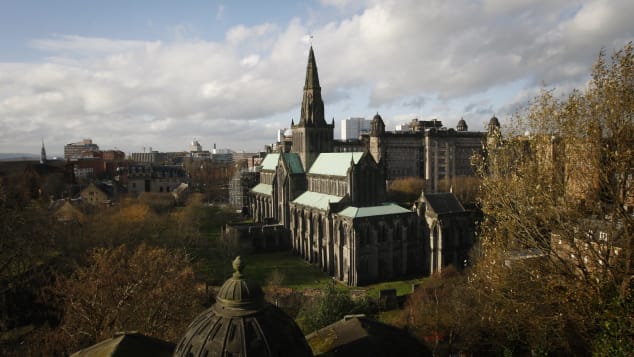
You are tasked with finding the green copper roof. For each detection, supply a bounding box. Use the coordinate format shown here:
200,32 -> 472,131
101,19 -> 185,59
251,183 -> 272,196
281,153 -> 304,174
308,152 -> 365,176
260,153 -> 280,171
293,191 -> 344,210
337,203 -> 411,218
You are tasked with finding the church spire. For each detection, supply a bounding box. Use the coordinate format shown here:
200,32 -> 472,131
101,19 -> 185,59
292,46 -> 334,170
40,139 -> 47,164
304,46 -> 320,91
298,46 -> 326,127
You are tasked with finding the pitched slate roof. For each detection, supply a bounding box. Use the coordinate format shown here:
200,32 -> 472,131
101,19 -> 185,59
70,332 -> 175,357
308,152 -> 365,177
293,191 -> 344,210
305,316 -> 431,357
337,203 -> 410,218
424,192 -> 465,215
260,153 -> 280,171
251,183 -> 272,196
281,153 -> 304,174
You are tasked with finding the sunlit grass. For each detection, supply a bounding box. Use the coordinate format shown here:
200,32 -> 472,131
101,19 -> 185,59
363,276 -> 426,298
241,251 -> 333,289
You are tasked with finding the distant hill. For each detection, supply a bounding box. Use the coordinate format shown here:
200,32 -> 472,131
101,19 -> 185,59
0,153 -> 40,161
0,153 -> 63,161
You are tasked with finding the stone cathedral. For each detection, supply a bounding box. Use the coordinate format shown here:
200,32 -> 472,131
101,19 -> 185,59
251,47 -> 425,285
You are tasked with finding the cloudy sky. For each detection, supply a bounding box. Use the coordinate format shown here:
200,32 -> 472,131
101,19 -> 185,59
0,0 -> 632,155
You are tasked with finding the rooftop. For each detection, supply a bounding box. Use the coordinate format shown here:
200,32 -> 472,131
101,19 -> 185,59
305,315 -> 431,357
423,192 -> 465,215
251,183 -> 272,196
260,153 -> 280,171
293,191 -> 344,210
337,203 -> 411,218
70,332 -> 175,357
281,152 -> 304,174
309,152 -> 364,176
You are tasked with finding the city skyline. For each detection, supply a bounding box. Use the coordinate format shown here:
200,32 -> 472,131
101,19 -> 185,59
1,0 -> 633,155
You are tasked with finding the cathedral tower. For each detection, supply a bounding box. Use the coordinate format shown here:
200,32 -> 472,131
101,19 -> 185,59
369,113 -> 386,164
292,46 -> 334,170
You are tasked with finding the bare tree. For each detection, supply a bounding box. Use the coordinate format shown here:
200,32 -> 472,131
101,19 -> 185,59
48,244 -> 203,354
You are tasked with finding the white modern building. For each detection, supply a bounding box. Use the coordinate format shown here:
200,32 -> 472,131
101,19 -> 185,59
340,117 -> 371,140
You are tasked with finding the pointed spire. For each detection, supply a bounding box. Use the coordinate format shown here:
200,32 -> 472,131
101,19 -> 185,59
298,46 -> 326,127
40,139 -> 47,164
304,46 -> 320,90
291,118 -> 295,126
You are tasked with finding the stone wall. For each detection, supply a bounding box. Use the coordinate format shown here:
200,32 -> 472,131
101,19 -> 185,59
223,223 -> 291,254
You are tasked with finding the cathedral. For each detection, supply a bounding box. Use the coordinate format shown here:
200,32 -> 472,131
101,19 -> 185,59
251,47 -> 425,285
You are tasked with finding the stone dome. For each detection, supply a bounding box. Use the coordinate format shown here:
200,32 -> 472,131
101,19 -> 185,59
174,257 -> 313,357
370,113 -> 385,136
456,118 -> 468,132
488,115 -> 500,131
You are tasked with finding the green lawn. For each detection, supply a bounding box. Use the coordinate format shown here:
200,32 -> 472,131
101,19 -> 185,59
362,276 -> 426,298
199,248 -> 425,296
199,251 -> 333,289
241,251 -> 333,289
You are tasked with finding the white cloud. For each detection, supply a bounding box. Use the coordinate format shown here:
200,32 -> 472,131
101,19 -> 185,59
1,0 -> 632,154
241,54 -> 260,67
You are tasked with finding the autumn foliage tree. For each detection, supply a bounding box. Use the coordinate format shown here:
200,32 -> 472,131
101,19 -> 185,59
40,244 -> 203,354
469,43 -> 634,354
387,176 -> 425,204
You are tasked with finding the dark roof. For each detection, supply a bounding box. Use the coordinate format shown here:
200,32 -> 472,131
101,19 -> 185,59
424,192 -> 465,215
126,164 -> 186,178
456,118 -> 468,131
70,332 -> 175,357
488,115 -> 500,129
94,180 -> 126,197
305,315 -> 431,357
281,153 -> 305,174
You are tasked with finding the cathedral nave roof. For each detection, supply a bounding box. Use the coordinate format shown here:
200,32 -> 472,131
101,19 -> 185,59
308,152 -> 365,176
337,203 -> 411,218
292,191 -> 344,210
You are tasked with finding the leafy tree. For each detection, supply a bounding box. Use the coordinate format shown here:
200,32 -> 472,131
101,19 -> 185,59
0,186 -> 61,333
296,284 -> 373,334
387,176 -> 425,204
470,43 -> 634,354
400,268 -> 478,355
437,175 -> 481,206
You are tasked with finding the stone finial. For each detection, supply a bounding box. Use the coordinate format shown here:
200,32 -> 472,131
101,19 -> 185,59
232,256 -> 245,278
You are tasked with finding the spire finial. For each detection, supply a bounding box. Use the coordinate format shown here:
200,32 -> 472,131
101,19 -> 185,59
232,256 -> 244,278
